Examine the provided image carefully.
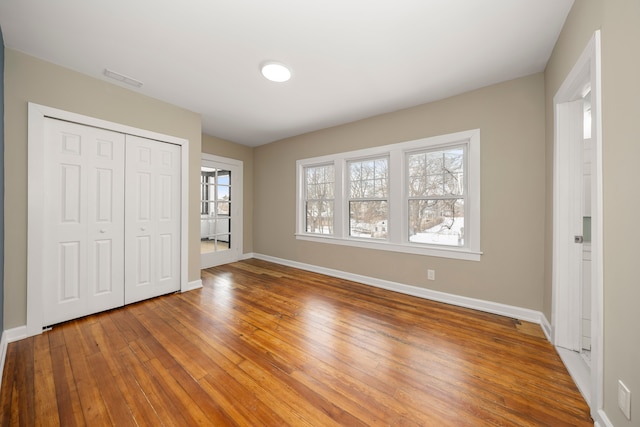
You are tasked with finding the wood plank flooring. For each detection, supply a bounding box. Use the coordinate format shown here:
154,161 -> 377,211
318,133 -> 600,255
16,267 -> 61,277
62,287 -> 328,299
0,259 -> 593,426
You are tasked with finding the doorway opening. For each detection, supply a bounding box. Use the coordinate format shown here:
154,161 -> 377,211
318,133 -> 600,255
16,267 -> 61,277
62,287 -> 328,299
552,31 -> 602,420
200,153 -> 243,268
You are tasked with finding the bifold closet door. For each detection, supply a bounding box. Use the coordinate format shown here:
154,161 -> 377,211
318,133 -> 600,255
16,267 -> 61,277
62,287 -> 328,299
124,135 -> 181,304
42,119 -> 126,326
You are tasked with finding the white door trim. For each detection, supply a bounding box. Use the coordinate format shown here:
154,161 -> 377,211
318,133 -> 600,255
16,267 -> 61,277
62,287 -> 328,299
200,153 -> 243,268
27,103 -> 190,337
552,31 -> 603,421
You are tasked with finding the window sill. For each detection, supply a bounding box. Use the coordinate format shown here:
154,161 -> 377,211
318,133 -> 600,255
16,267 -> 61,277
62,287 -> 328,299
295,234 -> 482,261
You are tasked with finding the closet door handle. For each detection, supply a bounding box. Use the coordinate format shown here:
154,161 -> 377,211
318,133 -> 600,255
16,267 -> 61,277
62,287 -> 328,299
141,227 -> 147,232
99,229 -> 107,233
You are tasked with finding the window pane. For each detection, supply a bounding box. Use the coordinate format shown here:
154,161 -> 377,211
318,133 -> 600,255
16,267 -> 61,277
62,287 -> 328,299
215,218 -> 230,235
217,172 -> 230,186
305,165 -> 334,200
217,185 -> 230,200
305,200 -> 334,234
217,202 -> 230,216
349,201 -> 388,239
408,199 -> 464,246
408,146 -> 464,197
349,157 -> 388,199
305,164 -> 334,235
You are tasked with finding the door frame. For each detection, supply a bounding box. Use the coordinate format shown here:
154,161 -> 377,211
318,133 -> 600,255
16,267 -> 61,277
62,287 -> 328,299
552,31 -> 603,419
200,153 -> 243,268
27,103 -> 190,337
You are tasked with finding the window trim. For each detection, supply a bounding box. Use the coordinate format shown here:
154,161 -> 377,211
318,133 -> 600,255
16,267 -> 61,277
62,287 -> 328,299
302,162 -> 336,235
405,142 -> 467,247
347,155 -> 390,240
296,129 -> 481,261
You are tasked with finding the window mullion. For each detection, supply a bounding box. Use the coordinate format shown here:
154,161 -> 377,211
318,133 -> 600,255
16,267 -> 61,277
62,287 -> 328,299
334,160 -> 344,238
388,149 -> 403,244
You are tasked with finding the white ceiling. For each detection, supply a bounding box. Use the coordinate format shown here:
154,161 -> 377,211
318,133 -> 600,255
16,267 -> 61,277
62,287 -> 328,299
0,0 -> 573,147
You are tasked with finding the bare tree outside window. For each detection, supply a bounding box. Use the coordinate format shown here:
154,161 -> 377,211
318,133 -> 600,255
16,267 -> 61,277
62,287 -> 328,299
305,164 -> 334,234
408,146 -> 465,246
348,157 -> 389,239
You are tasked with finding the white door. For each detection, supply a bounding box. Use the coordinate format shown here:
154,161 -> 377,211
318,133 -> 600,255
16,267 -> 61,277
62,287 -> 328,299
125,135 -> 181,303
42,118 -> 125,325
200,155 -> 243,268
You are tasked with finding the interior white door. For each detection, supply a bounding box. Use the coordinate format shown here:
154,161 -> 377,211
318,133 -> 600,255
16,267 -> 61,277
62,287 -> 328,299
125,135 -> 181,303
200,155 -> 243,268
42,118 -> 125,326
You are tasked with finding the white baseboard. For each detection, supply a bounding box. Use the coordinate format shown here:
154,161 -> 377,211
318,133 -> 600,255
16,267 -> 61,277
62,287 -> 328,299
252,253 -> 549,331
595,409 -> 613,427
0,331 -> 7,391
6,326 -> 28,343
186,279 -> 203,292
539,313 -> 552,342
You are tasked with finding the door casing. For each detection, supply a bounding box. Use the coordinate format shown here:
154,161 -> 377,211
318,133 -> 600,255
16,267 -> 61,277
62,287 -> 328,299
552,31 -> 603,419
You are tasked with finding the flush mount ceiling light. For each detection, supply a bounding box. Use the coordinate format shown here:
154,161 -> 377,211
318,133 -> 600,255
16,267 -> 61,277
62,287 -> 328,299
260,61 -> 291,82
103,68 -> 143,88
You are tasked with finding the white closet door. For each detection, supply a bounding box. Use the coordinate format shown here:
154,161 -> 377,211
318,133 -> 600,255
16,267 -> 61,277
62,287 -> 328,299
125,135 -> 181,304
42,119 -> 126,326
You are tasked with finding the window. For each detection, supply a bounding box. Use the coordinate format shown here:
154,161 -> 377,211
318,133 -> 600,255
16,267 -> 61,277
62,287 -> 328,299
296,129 -> 481,261
304,164 -> 335,235
348,157 -> 389,239
407,145 -> 465,246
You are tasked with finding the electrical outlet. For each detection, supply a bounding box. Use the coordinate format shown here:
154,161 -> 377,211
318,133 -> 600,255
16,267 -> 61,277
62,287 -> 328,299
427,269 -> 435,281
618,380 -> 631,420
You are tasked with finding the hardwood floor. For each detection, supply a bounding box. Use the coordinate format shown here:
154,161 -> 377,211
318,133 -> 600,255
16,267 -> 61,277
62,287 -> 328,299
1,259 -> 592,426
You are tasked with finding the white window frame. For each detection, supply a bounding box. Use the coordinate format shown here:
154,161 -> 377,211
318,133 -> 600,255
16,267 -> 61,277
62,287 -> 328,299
296,129 -> 481,261
302,163 -> 336,235
347,155 -> 390,240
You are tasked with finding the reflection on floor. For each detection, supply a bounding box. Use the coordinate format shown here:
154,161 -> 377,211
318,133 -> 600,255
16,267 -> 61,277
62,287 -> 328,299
201,239 -> 230,254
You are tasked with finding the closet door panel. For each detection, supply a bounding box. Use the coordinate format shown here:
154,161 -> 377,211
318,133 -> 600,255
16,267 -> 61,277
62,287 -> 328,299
94,239 -> 114,294
43,118 -> 126,326
125,135 -> 181,304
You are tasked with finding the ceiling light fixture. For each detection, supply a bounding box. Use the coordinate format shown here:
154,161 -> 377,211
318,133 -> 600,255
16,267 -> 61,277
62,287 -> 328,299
103,68 -> 144,88
260,61 -> 291,83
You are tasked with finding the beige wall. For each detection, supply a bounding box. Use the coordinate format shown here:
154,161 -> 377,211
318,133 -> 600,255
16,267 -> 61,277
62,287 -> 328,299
4,49 -> 202,329
254,73 -> 546,310
543,0 -> 603,323
546,1 -> 640,424
601,2 -> 640,422
201,134 -> 254,254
